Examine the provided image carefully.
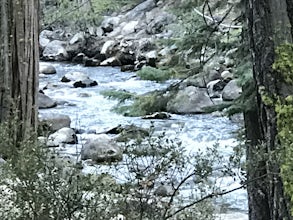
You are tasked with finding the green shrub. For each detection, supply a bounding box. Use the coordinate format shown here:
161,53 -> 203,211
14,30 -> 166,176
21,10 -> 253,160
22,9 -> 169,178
136,66 -> 173,82
0,118 -> 244,219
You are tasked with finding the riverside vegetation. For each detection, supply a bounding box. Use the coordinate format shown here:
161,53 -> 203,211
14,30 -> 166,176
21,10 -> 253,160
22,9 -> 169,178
1,0 -> 292,219
1,0 -> 248,219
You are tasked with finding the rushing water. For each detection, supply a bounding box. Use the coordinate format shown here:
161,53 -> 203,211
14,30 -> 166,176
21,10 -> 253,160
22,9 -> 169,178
39,62 -> 248,219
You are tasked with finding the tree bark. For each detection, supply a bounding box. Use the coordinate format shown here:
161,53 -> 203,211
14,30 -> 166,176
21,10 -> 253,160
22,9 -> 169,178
0,0 -> 39,139
246,0 -> 293,219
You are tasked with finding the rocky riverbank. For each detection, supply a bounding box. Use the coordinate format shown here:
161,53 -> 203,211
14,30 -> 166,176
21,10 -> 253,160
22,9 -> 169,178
39,0 -> 243,115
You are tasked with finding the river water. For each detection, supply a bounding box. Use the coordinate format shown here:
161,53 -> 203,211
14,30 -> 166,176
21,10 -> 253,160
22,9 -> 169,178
39,62 -> 248,219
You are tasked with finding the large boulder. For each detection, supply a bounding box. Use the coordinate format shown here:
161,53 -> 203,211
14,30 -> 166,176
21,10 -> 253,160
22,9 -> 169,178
47,127 -> 78,147
61,71 -> 89,82
66,32 -> 86,58
42,40 -> 69,61
39,113 -> 71,132
166,86 -> 214,114
81,134 -> 123,163
101,16 -> 121,35
61,71 -> 98,88
100,40 -> 117,56
222,79 -> 242,101
38,92 -> 57,109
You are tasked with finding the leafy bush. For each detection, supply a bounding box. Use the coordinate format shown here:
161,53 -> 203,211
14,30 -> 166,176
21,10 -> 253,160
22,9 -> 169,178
0,117 -> 245,219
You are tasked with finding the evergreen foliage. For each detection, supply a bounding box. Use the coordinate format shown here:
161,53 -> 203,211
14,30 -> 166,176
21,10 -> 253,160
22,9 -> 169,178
273,43 -> 293,215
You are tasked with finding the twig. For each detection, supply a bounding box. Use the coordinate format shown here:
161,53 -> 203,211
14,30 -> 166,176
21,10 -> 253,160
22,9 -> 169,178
193,8 -> 242,29
164,173 -> 268,219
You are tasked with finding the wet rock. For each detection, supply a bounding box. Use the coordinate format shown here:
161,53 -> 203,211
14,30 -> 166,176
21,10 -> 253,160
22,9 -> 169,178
81,134 -> 123,163
73,79 -> 98,88
61,71 -> 89,82
142,112 -> 171,119
83,57 -> 100,67
72,53 -> 86,63
167,86 -> 214,114
39,113 -> 71,132
121,64 -> 135,72
47,127 -> 78,147
116,51 -> 136,65
61,71 -> 98,87
101,40 -> 117,55
39,63 -> 56,75
38,92 -> 57,109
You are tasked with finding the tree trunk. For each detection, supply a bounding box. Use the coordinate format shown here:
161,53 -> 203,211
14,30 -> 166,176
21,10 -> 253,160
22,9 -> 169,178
246,0 -> 293,219
0,0 -> 39,139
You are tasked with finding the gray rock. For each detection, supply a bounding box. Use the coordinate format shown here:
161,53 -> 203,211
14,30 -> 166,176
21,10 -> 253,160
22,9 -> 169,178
39,37 -> 50,49
101,40 -> 117,55
221,70 -> 234,80
69,32 -> 85,45
81,134 -> 123,163
181,75 -> 207,89
222,79 -> 242,101
47,127 -> 78,147
125,0 -> 156,20
167,86 -> 214,114
83,57 -> 100,67
100,57 -> 121,66
39,63 -> 56,75
39,113 -> 71,132
121,21 -> 139,35
73,79 -> 98,88
145,50 -> 157,67
38,92 -> 57,109
61,71 -> 89,82
207,79 -> 222,98
42,40 -> 69,61
61,71 -> 98,87
72,53 -> 86,63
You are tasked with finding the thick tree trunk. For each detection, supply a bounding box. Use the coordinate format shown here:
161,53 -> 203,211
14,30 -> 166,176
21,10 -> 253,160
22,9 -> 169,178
0,0 -> 39,139
246,0 -> 293,219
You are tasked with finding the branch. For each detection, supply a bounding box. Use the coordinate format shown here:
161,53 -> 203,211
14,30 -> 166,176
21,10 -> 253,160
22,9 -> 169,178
42,0 -> 92,30
165,173 -> 268,219
193,8 -> 242,29
162,171 -> 196,218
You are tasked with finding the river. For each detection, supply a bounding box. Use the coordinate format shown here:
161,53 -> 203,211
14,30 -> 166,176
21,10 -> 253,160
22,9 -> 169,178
39,62 -> 248,219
